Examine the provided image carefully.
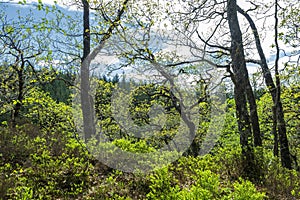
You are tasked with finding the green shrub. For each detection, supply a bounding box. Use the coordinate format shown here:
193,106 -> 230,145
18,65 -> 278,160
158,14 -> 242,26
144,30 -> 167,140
113,138 -> 155,153
225,178 -> 266,200
265,158 -> 300,199
147,167 -> 180,200
177,170 -> 221,200
23,87 -> 75,134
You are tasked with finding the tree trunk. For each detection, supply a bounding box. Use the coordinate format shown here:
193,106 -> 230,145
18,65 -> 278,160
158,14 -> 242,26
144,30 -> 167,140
227,0 -> 257,178
245,81 -> 262,147
13,68 -> 24,122
81,0 -> 96,142
12,58 -> 25,123
80,0 -> 130,142
237,4 -> 292,168
272,106 -> 279,157
274,0 -> 292,169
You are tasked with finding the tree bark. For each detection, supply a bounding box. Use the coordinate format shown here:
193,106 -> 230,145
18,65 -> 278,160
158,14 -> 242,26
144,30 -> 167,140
80,0 -> 130,142
272,106 -> 279,157
81,0 -> 96,142
274,0 -> 292,169
227,0 -> 257,178
245,79 -> 262,147
237,5 -> 292,168
12,54 -> 25,123
13,64 -> 24,122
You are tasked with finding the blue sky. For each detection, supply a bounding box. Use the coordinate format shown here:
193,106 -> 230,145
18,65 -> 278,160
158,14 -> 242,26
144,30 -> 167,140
1,1 -> 79,20
1,0 -> 298,76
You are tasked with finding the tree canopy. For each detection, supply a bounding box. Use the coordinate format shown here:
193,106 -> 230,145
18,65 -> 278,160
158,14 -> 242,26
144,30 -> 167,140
0,0 -> 299,199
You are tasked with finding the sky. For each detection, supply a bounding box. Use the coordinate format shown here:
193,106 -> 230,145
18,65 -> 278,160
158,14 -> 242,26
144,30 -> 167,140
1,0 -> 298,76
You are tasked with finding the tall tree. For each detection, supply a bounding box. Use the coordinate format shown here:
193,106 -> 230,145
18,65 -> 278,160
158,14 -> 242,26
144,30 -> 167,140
274,0 -> 292,169
80,0 -> 130,142
165,0 -> 263,147
237,3 -> 292,168
227,0 -> 257,177
81,0 -> 95,141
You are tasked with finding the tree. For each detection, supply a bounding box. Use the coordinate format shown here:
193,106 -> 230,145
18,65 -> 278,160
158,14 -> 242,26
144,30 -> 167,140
0,4 -> 55,123
81,0 -> 95,141
274,0 -> 292,169
80,0 -> 130,142
156,0 -> 263,177
53,0 -> 131,142
235,1 -> 292,169
227,0 -> 257,177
